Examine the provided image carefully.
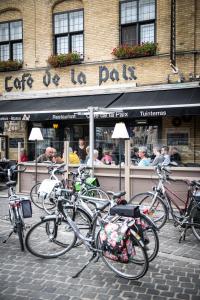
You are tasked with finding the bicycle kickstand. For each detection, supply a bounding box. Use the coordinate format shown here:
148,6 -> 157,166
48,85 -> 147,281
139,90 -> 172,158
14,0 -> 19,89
72,252 -> 98,278
2,230 -> 14,244
179,228 -> 187,243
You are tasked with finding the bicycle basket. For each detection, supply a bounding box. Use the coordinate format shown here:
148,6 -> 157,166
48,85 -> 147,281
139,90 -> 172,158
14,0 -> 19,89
85,177 -> 100,187
21,198 -> 32,218
38,179 -> 59,198
99,221 -> 135,263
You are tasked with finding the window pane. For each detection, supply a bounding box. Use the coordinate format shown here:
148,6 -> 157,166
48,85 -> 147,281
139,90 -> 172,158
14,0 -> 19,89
13,42 -> 23,60
54,13 -> 68,34
140,23 -> 154,43
0,23 -> 9,42
0,44 -> 9,61
121,1 -> 137,24
69,11 -> 83,32
139,0 -> 155,21
56,36 -> 68,54
72,34 -> 83,56
122,25 -> 137,45
10,21 -> 22,40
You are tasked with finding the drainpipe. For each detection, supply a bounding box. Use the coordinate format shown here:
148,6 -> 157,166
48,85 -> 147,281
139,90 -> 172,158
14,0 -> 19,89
88,107 -> 94,176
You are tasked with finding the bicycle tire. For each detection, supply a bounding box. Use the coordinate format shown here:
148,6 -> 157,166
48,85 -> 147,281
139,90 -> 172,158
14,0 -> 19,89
30,182 -> 43,209
130,192 -> 168,229
25,217 -> 77,258
139,213 -> 159,262
96,229 -> 149,280
81,188 -> 110,217
190,205 -> 200,241
16,219 -> 25,251
51,205 -> 92,247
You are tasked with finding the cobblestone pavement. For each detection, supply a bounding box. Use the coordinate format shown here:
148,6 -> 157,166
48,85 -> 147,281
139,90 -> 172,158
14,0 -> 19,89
0,194 -> 200,300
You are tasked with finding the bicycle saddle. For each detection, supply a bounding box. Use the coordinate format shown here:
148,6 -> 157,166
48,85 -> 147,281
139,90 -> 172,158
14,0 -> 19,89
107,191 -> 126,199
80,195 -> 110,211
6,181 -> 16,187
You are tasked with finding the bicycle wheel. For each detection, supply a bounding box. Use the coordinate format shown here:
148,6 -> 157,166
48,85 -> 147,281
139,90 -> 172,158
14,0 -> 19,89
16,219 -> 25,251
30,182 -> 43,209
25,217 -> 76,258
130,192 -> 168,229
96,230 -> 149,280
54,205 -> 92,247
190,205 -> 200,241
139,214 -> 159,262
81,188 -> 110,217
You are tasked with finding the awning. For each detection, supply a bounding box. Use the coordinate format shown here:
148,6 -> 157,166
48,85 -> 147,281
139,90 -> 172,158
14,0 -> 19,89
108,87 -> 200,117
0,93 -> 121,121
0,87 -> 199,121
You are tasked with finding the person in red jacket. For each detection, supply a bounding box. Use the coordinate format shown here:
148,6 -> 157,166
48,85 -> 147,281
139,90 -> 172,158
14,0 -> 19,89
20,149 -> 28,162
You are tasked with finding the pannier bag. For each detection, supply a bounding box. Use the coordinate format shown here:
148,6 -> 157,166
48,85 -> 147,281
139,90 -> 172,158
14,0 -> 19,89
100,220 -> 136,263
110,204 -> 150,246
21,198 -> 32,218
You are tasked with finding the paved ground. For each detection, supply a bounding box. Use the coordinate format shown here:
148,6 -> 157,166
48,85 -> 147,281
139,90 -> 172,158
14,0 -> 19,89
0,193 -> 200,300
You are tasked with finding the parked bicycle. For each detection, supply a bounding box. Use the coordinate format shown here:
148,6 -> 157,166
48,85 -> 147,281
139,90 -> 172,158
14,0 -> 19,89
130,164 -> 200,241
31,164 -> 109,215
25,187 -> 159,280
0,164 -> 32,251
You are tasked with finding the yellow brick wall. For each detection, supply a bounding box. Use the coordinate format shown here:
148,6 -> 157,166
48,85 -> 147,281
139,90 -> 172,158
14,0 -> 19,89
0,0 -> 199,90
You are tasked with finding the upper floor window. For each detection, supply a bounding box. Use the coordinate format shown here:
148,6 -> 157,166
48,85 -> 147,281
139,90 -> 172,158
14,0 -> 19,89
120,0 -> 155,45
0,20 -> 23,61
54,9 -> 84,57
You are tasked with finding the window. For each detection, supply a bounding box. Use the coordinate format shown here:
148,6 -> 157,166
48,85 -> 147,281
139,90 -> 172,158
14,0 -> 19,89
0,20 -> 23,61
54,10 -> 84,57
120,0 -> 155,45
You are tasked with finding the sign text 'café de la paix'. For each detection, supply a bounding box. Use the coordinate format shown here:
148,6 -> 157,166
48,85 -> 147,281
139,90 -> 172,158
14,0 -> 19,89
4,63 -> 137,93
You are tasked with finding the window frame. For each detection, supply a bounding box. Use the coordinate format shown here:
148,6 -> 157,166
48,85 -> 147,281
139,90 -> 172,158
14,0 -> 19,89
119,0 -> 156,46
53,8 -> 84,58
0,19 -> 23,61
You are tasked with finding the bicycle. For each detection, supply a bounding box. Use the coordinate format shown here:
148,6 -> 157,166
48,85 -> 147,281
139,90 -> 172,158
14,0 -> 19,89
130,164 -> 200,241
0,164 -> 32,251
30,162 -> 67,210
25,190 -> 150,280
34,164 -> 109,215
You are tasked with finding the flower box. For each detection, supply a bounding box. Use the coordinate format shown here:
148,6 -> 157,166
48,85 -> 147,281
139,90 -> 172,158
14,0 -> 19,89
47,53 -> 81,68
0,60 -> 23,72
112,42 -> 157,59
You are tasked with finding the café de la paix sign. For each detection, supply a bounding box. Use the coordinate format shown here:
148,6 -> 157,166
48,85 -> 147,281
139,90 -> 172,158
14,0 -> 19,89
4,64 -> 137,92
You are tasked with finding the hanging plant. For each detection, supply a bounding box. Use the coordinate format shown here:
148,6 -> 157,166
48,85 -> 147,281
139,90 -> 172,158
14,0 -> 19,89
0,60 -> 23,72
47,52 -> 81,68
112,42 -> 157,59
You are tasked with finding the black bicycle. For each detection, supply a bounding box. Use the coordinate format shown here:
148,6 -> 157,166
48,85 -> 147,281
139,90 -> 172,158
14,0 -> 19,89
0,164 -> 32,251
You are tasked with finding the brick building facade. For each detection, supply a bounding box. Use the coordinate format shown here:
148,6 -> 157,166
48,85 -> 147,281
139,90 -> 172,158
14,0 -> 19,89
0,0 -> 199,165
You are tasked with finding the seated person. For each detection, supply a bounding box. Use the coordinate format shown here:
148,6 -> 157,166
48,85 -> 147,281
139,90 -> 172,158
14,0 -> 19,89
151,146 -> 164,166
131,147 -> 139,165
161,146 -> 171,166
87,149 -> 102,166
20,149 -> 28,162
101,149 -> 112,165
69,147 -> 80,164
170,147 -> 181,165
52,148 -> 64,164
36,147 -> 54,163
138,146 -> 150,167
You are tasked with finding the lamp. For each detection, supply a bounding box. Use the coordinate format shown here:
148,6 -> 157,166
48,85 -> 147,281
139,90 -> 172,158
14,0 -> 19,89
29,128 -> 43,185
112,122 -> 129,190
